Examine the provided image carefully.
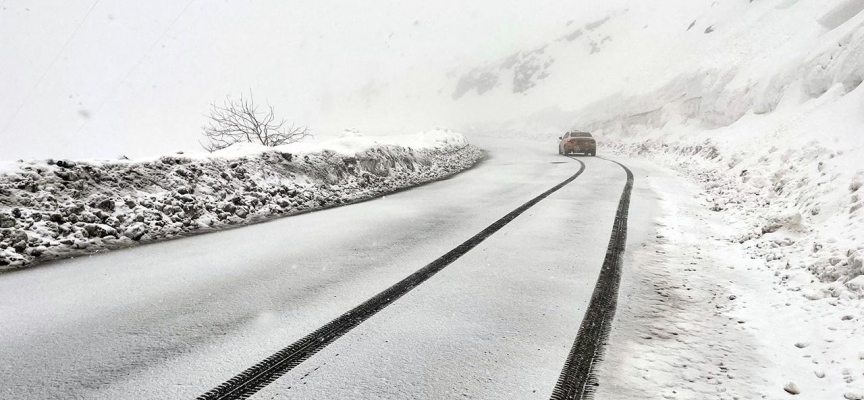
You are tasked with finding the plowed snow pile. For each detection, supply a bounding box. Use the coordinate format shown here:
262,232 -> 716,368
0,130 -> 482,271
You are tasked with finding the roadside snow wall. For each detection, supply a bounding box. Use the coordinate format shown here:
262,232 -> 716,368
0,130 -> 483,271
572,5 -> 864,299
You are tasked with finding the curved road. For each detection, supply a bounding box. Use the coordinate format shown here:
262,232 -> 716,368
0,139 -> 656,399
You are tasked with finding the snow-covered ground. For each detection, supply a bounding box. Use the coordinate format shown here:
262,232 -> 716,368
410,2 -> 864,397
0,130 -> 482,271
596,157 -> 864,400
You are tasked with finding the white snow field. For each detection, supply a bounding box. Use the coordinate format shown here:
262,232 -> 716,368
0,130 -> 482,270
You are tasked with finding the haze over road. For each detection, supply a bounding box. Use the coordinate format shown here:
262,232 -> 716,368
0,138 -> 654,399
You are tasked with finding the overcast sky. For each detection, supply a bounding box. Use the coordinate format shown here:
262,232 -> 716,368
1,0 -> 615,160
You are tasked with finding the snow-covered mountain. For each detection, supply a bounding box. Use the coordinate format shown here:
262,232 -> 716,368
420,0 -> 862,137
340,0 -> 864,309
513,2 -> 864,274
339,1 -> 847,141
416,0 -> 864,320
449,14 -> 614,101
414,5 -> 864,396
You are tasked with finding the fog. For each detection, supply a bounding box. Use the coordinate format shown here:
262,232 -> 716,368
0,0 -> 617,160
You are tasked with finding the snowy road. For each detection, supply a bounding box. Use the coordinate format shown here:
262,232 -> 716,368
0,139 -> 653,399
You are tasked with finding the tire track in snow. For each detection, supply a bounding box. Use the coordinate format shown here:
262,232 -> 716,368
197,158 -> 587,400
550,157 -> 633,400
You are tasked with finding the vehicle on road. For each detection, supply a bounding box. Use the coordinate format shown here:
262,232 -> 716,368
558,131 -> 597,156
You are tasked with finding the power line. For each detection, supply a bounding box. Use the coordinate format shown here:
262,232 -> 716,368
75,0 -> 196,135
1,0 -> 101,136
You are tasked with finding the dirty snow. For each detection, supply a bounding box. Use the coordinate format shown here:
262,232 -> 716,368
0,130 -> 482,271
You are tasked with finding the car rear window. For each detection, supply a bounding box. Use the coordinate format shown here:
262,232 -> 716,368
570,131 -> 592,138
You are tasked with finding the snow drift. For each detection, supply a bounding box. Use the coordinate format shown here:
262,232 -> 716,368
0,130 -> 482,271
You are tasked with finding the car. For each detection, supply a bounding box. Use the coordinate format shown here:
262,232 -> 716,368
558,130 -> 596,156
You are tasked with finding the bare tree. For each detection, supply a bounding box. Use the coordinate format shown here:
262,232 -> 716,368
200,91 -> 311,152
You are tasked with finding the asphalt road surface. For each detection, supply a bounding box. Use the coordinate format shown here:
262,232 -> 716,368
0,138 -> 655,399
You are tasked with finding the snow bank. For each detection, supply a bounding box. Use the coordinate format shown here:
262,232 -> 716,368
480,0 -> 861,301
595,158 -> 864,400
0,130 -> 482,271
601,131 -> 864,292
439,1 -> 864,396
584,41 -> 864,298
210,129 -> 469,158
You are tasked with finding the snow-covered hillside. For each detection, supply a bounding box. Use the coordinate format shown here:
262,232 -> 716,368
0,130 -> 482,270
399,1 -> 864,397
432,0 -> 864,294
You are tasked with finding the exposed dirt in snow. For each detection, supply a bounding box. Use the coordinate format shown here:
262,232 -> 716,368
0,131 -> 482,271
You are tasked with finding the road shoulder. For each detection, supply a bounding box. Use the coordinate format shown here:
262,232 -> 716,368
593,157 -> 864,399
597,159 -> 785,399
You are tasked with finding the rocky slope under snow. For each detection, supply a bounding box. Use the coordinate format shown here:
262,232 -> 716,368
0,131 -> 482,271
